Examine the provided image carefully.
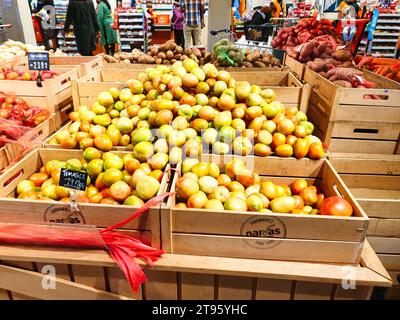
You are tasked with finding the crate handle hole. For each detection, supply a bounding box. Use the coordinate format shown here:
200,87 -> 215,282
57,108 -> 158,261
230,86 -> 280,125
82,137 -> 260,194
353,128 -> 379,134
3,169 -> 24,188
362,94 -> 389,100
332,183 -> 343,198
29,130 -> 43,142
60,78 -> 69,85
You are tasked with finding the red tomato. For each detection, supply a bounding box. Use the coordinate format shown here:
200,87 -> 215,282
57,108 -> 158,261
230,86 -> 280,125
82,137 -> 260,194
320,196 -> 353,217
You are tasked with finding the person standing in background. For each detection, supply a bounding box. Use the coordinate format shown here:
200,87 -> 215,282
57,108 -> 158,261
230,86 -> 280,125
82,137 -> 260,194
180,0 -> 205,47
34,0 -> 57,50
96,0 -> 118,55
64,0 -> 100,56
171,0 -> 185,48
273,0 -> 281,18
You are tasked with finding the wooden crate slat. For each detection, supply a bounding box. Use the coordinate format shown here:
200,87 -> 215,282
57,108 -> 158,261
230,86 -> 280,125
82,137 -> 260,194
171,233 -> 363,264
0,263 -> 129,300
367,218 -> 400,237
368,237 -> 400,254
180,272 -> 215,300
144,270 -> 178,300
255,278 -> 292,300
217,275 -> 253,300
377,254 -> 400,270
106,267 -> 143,299
294,281 -> 333,300
0,245 -> 391,287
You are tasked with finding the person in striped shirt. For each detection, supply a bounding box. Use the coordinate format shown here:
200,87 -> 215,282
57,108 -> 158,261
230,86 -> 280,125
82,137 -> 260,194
180,0 -> 205,47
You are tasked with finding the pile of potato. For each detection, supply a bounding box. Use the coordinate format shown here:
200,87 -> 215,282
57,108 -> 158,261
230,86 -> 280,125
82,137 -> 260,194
103,40 -> 212,65
241,49 -> 281,68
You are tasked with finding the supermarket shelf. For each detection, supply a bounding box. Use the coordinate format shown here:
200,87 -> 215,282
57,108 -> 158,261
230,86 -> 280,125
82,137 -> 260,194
118,12 -> 143,17
370,46 -> 397,50
119,26 -> 144,30
370,52 -> 396,57
372,38 -> 399,43
375,26 -> 400,30
378,19 -> 400,23
374,32 -> 400,37
378,13 -> 400,18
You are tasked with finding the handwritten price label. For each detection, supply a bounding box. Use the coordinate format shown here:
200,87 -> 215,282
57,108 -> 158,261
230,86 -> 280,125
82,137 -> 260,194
59,169 -> 88,191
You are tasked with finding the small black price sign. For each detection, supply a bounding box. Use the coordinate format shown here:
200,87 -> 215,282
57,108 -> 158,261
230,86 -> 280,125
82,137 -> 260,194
28,52 -> 50,71
59,168 -> 88,191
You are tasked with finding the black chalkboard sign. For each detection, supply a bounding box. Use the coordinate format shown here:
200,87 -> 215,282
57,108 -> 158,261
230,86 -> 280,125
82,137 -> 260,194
59,168 -> 88,191
28,52 -> 50,71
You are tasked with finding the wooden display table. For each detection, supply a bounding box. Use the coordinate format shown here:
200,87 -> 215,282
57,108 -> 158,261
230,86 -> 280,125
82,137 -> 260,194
0,241 -> 391,300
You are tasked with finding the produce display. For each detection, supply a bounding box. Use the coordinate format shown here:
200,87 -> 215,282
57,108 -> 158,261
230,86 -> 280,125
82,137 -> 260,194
0,39 -> 67,65
15,151 -> 165,204
355,56 -> 400,83
175,157 -> 353,216
0,93 -> 50,147
0,67 -> 60,81
104,40 -> 212,66
103,40 -> 281,69
211,39 -> 244,67
271,18 -> 341,52
48,60 -> 323,160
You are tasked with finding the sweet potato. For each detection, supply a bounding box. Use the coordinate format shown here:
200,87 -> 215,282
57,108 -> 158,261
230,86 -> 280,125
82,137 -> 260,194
333,49 -> 352,62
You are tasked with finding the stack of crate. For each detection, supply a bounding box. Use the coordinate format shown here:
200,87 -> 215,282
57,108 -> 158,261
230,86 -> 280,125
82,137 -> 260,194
330,153 -> 400,300
304,67 -> 400,154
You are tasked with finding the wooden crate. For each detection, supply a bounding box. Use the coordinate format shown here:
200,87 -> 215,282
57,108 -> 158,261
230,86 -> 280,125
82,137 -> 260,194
72,69 -> 142,108
0,68 -> 78,113
0,148 -> 172,250
49,56 -> 103,77
305,68 -> 400,154
5,115 -> 56,164
0,147 -> 12,172
0,240 -> 391,300
73,69 -> 310,112
329,152 -> 400,299
42,121 -> 132,151
284,55 -> 305,81
102,63 -> 157,71
229,70 -> 311,112
162,154 -> 369,265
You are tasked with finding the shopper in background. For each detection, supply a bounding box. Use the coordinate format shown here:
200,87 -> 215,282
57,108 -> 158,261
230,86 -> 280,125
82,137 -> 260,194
338,0 -> 361,19
96,0 -> 118,55
64,0 -> 100,56
273,0 -> 282,18
33,0 -> 57,51
247,5 -> 274,25
171,0 -> 185,48
180,0 -> 205,47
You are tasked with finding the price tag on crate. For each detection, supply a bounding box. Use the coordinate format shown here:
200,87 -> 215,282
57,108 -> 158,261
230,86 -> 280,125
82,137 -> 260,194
59,168 -> 88,192
27,52 -> 50,71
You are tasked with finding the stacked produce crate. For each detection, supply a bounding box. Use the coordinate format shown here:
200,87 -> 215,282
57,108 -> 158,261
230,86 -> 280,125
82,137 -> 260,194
305,68 -> 400,154
0,44 -> 395,300
330,153 -> 400,300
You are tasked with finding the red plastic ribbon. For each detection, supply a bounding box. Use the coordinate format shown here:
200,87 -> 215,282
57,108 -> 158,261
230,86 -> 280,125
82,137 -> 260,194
0,192 -> 174,293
